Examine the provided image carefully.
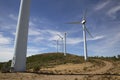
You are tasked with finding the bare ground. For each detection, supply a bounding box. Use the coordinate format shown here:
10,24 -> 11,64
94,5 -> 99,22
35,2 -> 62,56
86,60 -> 113,74
0,59 -> 120,80
40,59 -> 113,74
0,72 -> 120,80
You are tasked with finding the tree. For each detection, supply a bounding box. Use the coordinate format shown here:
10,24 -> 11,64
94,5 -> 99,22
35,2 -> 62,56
117,55 -> 120,59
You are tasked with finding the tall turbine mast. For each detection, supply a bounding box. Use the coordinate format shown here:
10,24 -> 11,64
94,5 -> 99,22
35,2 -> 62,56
57,33 -> 67,56
53,40 -> 59,53
11,0 -> 31,71
82,10 -> 87,60
57,40 -> 58,53
57,34 -> 64,53
64,32 -> 67,56
66,10 -> 93,61
81,19 -> 88,60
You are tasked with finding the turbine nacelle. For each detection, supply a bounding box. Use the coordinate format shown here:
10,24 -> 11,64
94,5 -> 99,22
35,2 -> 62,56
81,19 -> 86,24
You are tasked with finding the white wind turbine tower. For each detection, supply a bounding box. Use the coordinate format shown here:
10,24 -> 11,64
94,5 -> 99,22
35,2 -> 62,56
64,32 -> 67,56
57,33 -> 67,56
53,40 -> 58,53
53,39 -> 59,53
57,34 -> 64,53
56,39 -> 59,53
67,10 -> 93,60
11,0 -> 31,71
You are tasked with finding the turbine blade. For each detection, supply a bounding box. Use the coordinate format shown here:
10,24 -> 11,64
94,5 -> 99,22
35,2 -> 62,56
57,34 -> 63,39
84,26 -> 93,38
82,9 -> 87,20
65,21 -> 81,24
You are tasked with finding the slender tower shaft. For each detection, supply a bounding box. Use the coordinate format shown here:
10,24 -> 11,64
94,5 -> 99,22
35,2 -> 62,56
57,34 -> 64,53
82,25 -> 87,61
64,33 -> 66,56
11,0 -> 31,71
61,38 -> 64,53
57,40 -> 58,53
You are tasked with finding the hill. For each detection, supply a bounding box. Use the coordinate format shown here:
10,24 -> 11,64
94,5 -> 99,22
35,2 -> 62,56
0,52 -> 85,72
0,52 -> 120,74
26,52 -> 85,71
0,52 -> 120,80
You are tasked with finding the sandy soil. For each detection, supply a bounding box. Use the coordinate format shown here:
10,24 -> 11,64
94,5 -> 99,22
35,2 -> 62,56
0,72 -> 120,80
86,60 -> 113,74
40,59 -> 113,74
0,59 -> 120,80
41,62 -> 93,74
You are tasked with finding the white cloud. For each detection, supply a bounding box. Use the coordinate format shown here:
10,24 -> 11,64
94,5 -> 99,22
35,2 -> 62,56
107,5 -> 120,19
67,35 -> 104,45
0,46 -> 47,62
90,35 -> 104,41
29,27 -> 41,36
9,14 -> 17,21
88,30 -> 120,57
33,37 -> 44,42
27,47 -> 47,56
29,20 -> 36,27
0,46 -> 13,62
67,37 -> 83,44
95,1 -> 110,11
0,34 -> 12,45
107,32 -> 120,47
0,23 -> 16,31
28,24 -> 105,48
0,14 -> 17,33
46,30 -> 62,41
28,27 -> 63,42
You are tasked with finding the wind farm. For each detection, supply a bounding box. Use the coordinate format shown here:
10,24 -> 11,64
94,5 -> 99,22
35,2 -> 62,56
0,0 -> 120,80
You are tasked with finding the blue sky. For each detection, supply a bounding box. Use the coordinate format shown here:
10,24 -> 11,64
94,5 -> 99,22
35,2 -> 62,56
0,0 -> 120,62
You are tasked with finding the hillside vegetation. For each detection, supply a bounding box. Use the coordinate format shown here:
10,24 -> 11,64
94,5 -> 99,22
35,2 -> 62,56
0,52 -> 85,72
26,52 -> 85,71
0,53 -> 120,80
0,52 -> 120,73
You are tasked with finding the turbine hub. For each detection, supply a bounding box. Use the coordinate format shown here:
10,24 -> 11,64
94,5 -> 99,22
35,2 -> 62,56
81,19 -> 86,24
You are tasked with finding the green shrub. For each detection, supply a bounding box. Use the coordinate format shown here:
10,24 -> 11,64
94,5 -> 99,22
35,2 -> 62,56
1,63 -> 10,73
33,65 -> 40,72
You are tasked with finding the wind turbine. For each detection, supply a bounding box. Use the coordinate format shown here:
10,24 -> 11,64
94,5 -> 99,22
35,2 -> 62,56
57,34 -> 64,53
57,33 -> 67,56
66,10 -> 93,60
53,39 -> 59,53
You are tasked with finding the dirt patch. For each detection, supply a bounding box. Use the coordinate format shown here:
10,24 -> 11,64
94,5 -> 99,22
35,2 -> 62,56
107,61 -> 120,74
86,60 -> 113,74
0,73 -> 120,80
40,59 -> 112,74
0,59 -> 120,80
41,62 -> 93,74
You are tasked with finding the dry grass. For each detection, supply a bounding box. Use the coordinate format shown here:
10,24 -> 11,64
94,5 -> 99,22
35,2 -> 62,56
0,72 -> 120,80
41,62 -> 93,74
0,58 -> 120,80
40,59 -> 110,74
